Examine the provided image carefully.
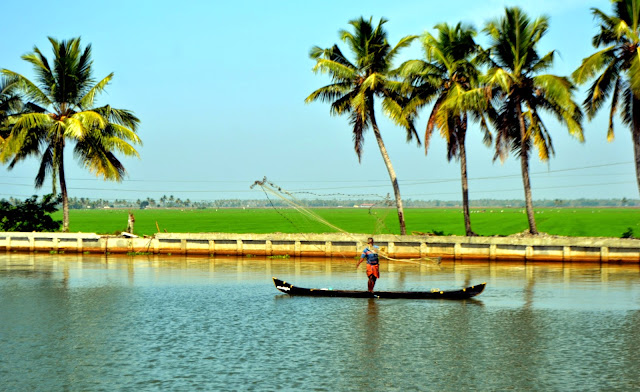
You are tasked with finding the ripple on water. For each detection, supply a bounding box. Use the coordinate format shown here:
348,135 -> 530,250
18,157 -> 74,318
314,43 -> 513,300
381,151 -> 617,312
1,254 -> 639,391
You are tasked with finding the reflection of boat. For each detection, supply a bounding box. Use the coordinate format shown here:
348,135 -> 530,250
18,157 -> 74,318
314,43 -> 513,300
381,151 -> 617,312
273,277 -> 486,299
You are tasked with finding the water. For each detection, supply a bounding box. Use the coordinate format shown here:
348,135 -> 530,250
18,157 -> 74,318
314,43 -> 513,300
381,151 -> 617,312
1,254 -> 639,391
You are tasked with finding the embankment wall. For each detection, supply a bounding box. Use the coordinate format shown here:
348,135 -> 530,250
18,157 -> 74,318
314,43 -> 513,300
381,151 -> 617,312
1,232 -> 639,263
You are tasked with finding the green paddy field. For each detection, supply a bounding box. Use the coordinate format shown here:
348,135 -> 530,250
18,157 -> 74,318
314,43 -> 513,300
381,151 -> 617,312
52,207 -> 640,238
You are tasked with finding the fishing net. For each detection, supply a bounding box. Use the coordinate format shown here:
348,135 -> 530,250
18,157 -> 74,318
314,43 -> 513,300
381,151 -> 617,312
250,177 -> 441,266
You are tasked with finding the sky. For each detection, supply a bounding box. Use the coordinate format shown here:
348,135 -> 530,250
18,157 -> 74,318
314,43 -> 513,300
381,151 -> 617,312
1,0 -> 637,203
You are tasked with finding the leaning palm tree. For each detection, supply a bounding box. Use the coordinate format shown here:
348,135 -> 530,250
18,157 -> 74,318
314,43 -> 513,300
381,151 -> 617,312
0,37 -> 141,232
305,17 -> 418,235
573,0 -> 640,195
397,23 -> 491,236
483,7 -> 583,234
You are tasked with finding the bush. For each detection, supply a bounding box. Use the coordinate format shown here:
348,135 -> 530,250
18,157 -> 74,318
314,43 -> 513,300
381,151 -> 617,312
621,227 -> 635,239
0,194 -> 62,232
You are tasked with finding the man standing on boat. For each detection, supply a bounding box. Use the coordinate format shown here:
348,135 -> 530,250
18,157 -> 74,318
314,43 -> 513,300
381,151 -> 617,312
356,237 -> 380,292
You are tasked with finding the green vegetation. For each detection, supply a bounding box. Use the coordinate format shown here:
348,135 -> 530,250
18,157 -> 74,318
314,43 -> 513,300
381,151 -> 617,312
0,77 -> 22,139
0,37 -> 141,232
267,255 -> 291,259
397,22 -> 489,236
622,227 -> 636,239
3,3 -> 640,240
0,194 -> 61,232
484,7 -> 583,235
573,0 -> 640,194
306,17 -> 418,235
305,8 -> 589,237
51,207 -> 640,238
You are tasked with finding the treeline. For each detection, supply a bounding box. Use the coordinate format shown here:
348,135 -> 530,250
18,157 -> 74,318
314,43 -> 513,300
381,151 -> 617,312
412,199 -> 640,208
6,196 -> 630,209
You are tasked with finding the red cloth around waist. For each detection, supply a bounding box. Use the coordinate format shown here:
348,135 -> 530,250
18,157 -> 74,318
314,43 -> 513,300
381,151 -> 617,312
366,264 -> 380,279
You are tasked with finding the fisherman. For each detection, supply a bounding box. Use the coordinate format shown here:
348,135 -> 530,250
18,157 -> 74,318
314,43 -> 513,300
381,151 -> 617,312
356,237 -> 380,292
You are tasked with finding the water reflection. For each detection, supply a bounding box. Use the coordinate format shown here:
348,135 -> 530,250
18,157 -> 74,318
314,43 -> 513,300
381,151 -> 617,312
2,254 -> 639,306
1,253 -> 639,391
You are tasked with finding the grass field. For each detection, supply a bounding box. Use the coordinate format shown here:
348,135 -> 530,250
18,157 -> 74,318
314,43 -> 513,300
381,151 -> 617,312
51,207 -> 640,238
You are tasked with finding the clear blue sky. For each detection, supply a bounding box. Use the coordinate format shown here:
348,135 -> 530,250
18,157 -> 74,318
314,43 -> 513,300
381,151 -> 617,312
1,0 -> 635,203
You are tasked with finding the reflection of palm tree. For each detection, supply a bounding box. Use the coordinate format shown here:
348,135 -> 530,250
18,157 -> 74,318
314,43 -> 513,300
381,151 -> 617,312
573,0 -> 640,195
398,23 -> 491,236
1,38 -> 141,231
306,17 -> 418,235
484,8 -> 583,234
522,264 -> 535,310
365,298 -> 379,352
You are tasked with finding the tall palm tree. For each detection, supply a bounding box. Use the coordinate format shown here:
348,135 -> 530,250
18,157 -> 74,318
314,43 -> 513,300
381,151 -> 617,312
0,37 -> 141,232
305,17 -> 418,235
483,7 -> 583,234
573,0 -> 640,195
397,23 -> 491,236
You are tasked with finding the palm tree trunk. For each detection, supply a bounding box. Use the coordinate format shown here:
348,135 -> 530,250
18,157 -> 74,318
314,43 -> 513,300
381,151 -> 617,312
370,110 -> 407,235
633,95 -> 640,197
517,106 -> 538,235
458,117 -> 475,236
58,142 -> 69,232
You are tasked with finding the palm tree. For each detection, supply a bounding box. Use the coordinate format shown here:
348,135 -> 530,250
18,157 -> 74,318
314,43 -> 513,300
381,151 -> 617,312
0,37 -> 141,232
305,17 -> 418,235
573,0 -> 640,195
483,7 -> 583,234
397,23 -> 491,236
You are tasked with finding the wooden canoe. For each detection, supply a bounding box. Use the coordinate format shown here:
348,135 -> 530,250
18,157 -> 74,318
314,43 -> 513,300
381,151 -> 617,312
273,277 -> 485,299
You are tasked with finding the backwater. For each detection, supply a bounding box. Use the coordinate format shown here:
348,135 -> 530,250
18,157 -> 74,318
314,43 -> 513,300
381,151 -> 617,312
1,253 -> 639,391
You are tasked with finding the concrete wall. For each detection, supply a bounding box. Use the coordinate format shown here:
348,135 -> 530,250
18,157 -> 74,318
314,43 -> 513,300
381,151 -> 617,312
2,232 -> 639,263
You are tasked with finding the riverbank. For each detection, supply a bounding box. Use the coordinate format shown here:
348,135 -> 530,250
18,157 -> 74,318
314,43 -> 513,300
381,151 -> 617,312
2,231 -> 639,263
